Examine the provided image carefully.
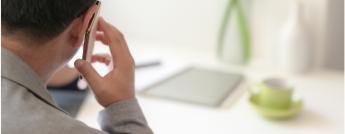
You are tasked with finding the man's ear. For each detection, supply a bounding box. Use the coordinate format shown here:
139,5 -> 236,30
71,4 -> 98,48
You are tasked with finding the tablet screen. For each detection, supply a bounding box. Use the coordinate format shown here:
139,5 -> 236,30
141,68 -> 243,107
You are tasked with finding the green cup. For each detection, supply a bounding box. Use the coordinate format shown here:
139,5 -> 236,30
248,78 -> 293,109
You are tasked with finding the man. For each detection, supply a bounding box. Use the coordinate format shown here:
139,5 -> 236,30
1,0 -> 153,134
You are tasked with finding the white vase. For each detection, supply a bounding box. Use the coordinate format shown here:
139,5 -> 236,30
280,3 -> 312,73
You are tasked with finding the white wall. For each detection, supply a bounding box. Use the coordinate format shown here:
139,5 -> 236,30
100,0 -> 329,69
100,0 -> 227,46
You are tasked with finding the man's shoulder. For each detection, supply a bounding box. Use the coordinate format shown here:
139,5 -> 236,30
1,77 -> 63,116
1,77 -> 27,98
2,77 -> 60,133
1,77 -> 37,104
1,77 -> 104,134
1,77 -> 66,116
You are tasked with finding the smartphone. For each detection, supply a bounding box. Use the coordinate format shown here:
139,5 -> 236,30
80,1 -> 102,80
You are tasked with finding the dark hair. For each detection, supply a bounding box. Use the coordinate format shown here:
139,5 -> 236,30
1,0 -> 96,45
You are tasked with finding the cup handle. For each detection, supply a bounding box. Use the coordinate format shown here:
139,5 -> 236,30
247,83 -> 261,96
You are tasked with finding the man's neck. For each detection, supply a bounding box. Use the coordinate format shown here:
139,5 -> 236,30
1,36 -> 57,85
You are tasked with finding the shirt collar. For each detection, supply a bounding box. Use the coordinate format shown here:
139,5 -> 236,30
1,47 -> 68,114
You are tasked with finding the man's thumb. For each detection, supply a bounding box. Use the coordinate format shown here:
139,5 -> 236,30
74,59 -> 102,86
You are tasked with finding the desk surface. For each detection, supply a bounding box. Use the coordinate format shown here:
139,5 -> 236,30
76,41 -> 344,134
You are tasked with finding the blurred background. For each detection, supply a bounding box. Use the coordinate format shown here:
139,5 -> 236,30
96,0 -> 343,71
69,0 -> 344,133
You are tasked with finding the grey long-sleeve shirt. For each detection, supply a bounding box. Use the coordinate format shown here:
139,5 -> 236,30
1,47 -> 153,134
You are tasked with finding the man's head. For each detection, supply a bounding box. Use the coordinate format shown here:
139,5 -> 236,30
2,0 -> 96,45
1,0 -> 99,84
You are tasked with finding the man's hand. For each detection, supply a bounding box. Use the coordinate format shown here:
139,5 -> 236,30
74,17 -> 135,107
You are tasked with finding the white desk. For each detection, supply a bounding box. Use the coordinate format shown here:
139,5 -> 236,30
76,41 -> 344,134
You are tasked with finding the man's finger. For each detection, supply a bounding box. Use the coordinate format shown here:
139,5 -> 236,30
74,59 -> 103,88
109,25 -> 132,59
98,17 -> 126,62
90,54 -> 112,66
96,33 -> 108,45
108,59 -> 114,72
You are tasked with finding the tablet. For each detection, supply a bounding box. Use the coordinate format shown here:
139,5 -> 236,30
141,68 -> 244,107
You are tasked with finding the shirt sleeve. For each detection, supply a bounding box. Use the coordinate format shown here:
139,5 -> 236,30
98,98 -> 154,134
